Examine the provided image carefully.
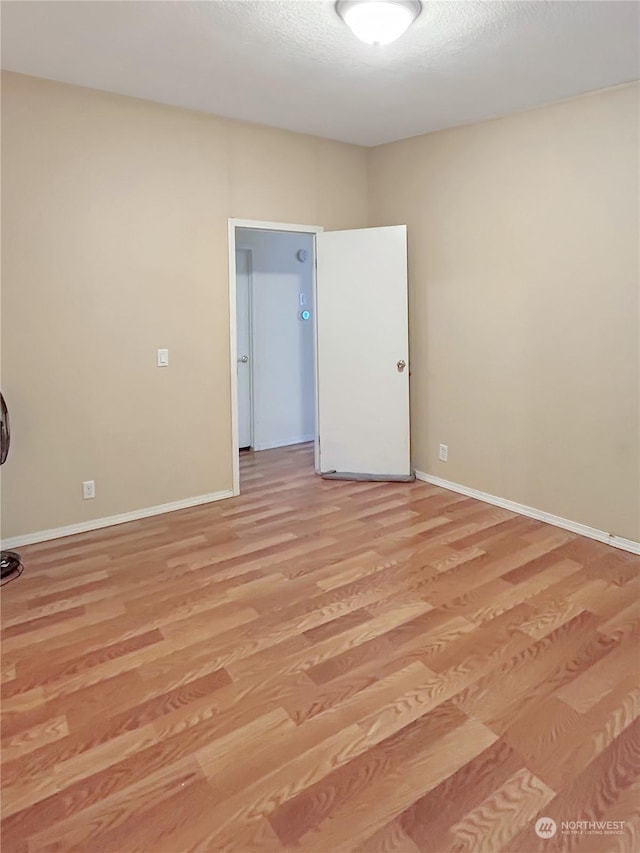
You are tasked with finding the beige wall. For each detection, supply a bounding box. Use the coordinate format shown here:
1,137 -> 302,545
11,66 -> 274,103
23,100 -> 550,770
1,71 -> 368,539
3,72 -> 638,543
369,82 -> 640,541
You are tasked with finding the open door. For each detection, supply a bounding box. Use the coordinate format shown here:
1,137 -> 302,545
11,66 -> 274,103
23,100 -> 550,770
316,225 -> 411,480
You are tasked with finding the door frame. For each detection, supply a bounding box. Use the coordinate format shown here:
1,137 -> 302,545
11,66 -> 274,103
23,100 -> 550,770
228,218 -> 324,496
234,245 -> 255,451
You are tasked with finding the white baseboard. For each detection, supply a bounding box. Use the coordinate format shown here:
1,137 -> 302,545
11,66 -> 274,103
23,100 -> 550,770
6,472 -> 637,557
253,435 -> 315,452
414,471 -> 640,556
1,489 -> 235,549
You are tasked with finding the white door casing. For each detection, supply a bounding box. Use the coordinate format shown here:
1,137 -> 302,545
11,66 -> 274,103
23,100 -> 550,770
316,225 -> 410,479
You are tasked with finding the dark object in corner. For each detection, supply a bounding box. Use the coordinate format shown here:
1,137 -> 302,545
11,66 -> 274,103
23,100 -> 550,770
1,392 -> 23,584
1,551 -> 23,583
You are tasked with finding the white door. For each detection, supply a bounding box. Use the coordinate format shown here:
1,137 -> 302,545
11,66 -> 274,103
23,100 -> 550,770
316,225 -> 410,479
236,249 -> 252,449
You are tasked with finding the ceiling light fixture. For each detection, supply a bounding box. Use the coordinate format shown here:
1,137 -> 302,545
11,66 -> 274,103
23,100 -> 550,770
336,0 -> 421,46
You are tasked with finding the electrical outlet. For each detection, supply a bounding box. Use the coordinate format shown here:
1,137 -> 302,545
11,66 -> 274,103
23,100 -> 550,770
438,443 -> 448,462
82,480 -> 96,500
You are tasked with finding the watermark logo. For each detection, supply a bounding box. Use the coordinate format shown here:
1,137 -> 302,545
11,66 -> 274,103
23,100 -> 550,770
535,818 -> 558,839
534,817 -> 626,839
560,820 -> 625,836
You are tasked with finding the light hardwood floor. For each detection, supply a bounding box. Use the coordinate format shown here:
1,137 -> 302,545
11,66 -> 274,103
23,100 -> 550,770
1,444 -> 639,852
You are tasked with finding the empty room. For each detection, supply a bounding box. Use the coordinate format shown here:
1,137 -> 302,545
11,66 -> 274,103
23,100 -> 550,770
1,1 -> 639,851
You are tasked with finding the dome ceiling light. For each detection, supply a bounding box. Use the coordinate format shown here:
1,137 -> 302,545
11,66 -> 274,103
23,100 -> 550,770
336,0 -> 422,46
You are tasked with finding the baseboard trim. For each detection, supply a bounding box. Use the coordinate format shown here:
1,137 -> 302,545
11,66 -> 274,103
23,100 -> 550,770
6,474 -> 637,556
253,435 -> 315,452
1,489 -> 235,549
414,471 -> 640,556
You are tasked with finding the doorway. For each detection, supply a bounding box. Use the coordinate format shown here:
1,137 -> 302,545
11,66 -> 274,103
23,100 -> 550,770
229,219 -> 411,497
229,220 -> 322,495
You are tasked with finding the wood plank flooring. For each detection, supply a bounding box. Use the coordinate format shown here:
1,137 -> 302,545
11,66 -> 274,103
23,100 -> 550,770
1,443 -> 639,852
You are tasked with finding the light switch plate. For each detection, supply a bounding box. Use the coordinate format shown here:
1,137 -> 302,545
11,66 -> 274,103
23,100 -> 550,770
157,348 -> 169,367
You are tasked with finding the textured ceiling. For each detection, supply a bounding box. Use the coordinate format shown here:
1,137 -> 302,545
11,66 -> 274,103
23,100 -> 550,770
1,1 -> 638,146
